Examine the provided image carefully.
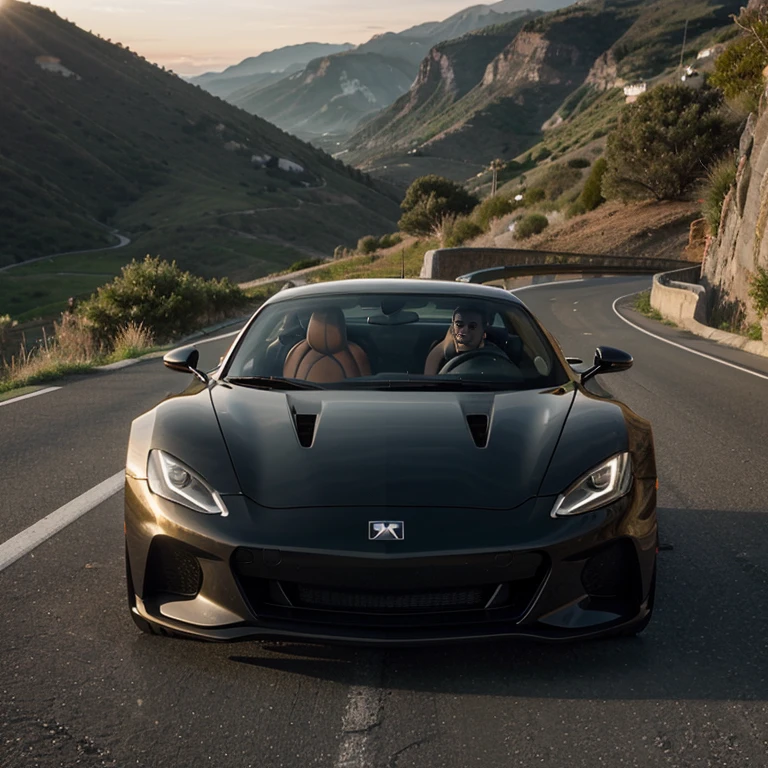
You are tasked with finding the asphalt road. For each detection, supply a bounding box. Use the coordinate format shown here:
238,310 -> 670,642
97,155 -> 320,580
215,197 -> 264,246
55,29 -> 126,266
1,276 -> 767,767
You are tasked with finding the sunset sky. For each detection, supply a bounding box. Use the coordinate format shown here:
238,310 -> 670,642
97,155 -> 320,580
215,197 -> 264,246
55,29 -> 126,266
40,0 -> 477,75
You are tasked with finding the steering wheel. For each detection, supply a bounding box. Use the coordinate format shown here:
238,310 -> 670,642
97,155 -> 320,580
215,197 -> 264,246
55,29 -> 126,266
438,347 -> 520,376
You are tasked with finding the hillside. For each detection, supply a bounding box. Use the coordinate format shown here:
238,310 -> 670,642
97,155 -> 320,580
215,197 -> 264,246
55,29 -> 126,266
190,43 -> 355,99
0,1 -> 402,319
227,2 -> 552,146
345,0 -> 743,185
228,52 -> 417,141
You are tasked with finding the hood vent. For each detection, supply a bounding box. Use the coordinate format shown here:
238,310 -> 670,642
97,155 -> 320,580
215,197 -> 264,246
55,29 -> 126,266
466,414 -> 489,448
294,413 -> 317,448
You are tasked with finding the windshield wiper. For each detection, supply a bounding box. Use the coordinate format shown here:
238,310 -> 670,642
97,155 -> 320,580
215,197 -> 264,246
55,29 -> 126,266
224,376 -> 324,391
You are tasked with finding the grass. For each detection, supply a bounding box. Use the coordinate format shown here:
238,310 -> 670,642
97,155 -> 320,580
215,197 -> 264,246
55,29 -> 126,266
634,290 -> 677,326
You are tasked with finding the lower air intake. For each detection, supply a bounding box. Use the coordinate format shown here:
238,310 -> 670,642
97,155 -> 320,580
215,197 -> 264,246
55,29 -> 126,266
294,584 -> 487,612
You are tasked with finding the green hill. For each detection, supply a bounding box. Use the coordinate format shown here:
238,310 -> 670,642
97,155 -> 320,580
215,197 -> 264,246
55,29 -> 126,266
345,0 -> 743,186
0,1 -> 402,319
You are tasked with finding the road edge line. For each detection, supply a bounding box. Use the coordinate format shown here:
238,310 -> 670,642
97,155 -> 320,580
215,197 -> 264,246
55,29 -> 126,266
0,386 -> 61,408
612,292 -> 768,382
0,471 -> 125,573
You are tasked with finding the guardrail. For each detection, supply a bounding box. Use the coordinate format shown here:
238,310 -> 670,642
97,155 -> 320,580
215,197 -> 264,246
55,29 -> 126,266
421,247 -> 694,283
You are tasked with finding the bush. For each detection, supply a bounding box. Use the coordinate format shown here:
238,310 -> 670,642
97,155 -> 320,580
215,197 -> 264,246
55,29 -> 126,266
398,175 -> 478,236
603,84 -> 738,202
567,157 -> 591,169
749,266 -> 768,318
473,195 -> 515,230
702,154 -> 738,235
288,258 -> 325,271
440,215 -> 484,247
523,187 -> 546,206
514,214 -> 549,240
710,12 -> 768,112
579,157 -> 608,212
378,232 -> 403,249
79,255 -> 248,342
357,235 -> 380,254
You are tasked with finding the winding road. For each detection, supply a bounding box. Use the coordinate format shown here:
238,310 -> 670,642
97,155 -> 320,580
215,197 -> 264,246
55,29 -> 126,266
0,276 -> 766,768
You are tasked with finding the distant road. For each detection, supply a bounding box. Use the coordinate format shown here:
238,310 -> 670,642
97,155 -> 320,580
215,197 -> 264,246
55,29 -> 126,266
0,231 -> 131,274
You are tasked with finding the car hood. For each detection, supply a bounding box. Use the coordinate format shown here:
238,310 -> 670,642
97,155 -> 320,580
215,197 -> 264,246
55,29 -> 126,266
211,385 -> 576,510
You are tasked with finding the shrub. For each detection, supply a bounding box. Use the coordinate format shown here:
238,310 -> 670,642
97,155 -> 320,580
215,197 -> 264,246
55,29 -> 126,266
79,255 -> 248,342
473,196 -> 515,230
702,154 -> 738,235
439,215 -> 484,247
288,258 -> 325,271
523,187 -> 546,206
378,232 -> 403,249
603,84 -> 738,201
567,157 -> 591,169
579,157 -> 608,212
399,175 -> 478,236
749,266 -> 768,318
710,12 -> 768,112
514,214 -> 549,240
357,235 -> 380,254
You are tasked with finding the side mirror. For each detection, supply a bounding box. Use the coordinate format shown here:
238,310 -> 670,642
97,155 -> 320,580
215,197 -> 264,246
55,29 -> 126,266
163,345 -> 208,383
581,346 -> 633,384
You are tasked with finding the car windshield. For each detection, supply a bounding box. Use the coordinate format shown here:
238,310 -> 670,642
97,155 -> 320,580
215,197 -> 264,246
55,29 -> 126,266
223,291 -> 568,391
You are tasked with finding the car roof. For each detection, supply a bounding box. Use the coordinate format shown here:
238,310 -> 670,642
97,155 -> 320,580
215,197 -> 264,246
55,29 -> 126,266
264,278 -> 525,307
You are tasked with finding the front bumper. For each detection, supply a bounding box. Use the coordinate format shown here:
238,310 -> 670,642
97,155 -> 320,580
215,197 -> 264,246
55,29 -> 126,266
124,476 -> 657,645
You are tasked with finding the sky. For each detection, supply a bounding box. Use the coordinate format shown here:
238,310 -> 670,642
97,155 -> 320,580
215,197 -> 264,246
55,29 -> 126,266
38,0 -> 479,75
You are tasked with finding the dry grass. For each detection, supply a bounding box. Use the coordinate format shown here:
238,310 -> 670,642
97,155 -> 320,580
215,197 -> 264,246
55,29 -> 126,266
0,314 -> 102,392
0,315 -> 159,393
108,321 -> 156,362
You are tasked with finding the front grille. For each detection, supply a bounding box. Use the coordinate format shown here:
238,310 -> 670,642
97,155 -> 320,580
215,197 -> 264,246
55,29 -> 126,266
144,537 -> 202,598
294,584 -> 487,612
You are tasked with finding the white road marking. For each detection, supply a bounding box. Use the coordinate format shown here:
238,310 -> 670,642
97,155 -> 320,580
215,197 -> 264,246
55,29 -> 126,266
0,470 -> 124,573
336,654 -> 384,768
0,386 -> 61,408
510,277 -> 586,293
612,292 -> 768,382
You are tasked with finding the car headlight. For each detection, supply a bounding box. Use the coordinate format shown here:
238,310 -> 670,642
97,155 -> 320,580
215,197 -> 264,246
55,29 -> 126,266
147,450 -> 229,516
550,453 -> 632,518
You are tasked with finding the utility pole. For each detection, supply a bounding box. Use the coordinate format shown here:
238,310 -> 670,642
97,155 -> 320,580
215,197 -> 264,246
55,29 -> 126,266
401,248 -> 405,279
489,158 -> 504,196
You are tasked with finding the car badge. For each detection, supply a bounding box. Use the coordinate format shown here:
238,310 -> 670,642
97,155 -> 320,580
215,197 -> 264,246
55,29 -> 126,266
369,521 -> 405,541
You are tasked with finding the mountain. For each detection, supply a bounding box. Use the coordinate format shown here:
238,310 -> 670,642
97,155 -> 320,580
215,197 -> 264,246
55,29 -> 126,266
0,1 -> 401,315
345,0 -> 743,185
228,52 -> 417,141
191,43 -> 355,99
228,2 -> 565,145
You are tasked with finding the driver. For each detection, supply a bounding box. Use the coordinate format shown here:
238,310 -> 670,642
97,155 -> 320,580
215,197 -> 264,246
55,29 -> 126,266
424,305 -> 501,375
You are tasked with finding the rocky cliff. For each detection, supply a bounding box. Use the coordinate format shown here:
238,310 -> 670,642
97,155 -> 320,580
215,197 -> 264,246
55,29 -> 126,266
702,93 -> 768,328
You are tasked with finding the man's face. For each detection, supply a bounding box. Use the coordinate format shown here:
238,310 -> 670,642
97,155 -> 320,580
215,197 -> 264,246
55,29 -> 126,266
452,311 -> 485,352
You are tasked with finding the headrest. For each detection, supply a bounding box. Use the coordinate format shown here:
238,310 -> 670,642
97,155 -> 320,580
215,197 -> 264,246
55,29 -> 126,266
307,307 -> 347,355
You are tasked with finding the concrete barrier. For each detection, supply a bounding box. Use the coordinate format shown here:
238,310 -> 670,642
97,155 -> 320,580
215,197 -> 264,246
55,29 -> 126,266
422,247 -> 691,283
650,265 -> 768,358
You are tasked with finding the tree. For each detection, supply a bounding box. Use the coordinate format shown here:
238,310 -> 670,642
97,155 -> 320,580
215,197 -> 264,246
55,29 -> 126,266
710,9 -> 768,111
579,157 -> 608,211
398,175 -> 478,236
602,85 -> 738,202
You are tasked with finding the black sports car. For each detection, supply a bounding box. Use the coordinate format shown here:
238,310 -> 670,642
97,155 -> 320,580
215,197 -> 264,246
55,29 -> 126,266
124,278 -> 657,644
